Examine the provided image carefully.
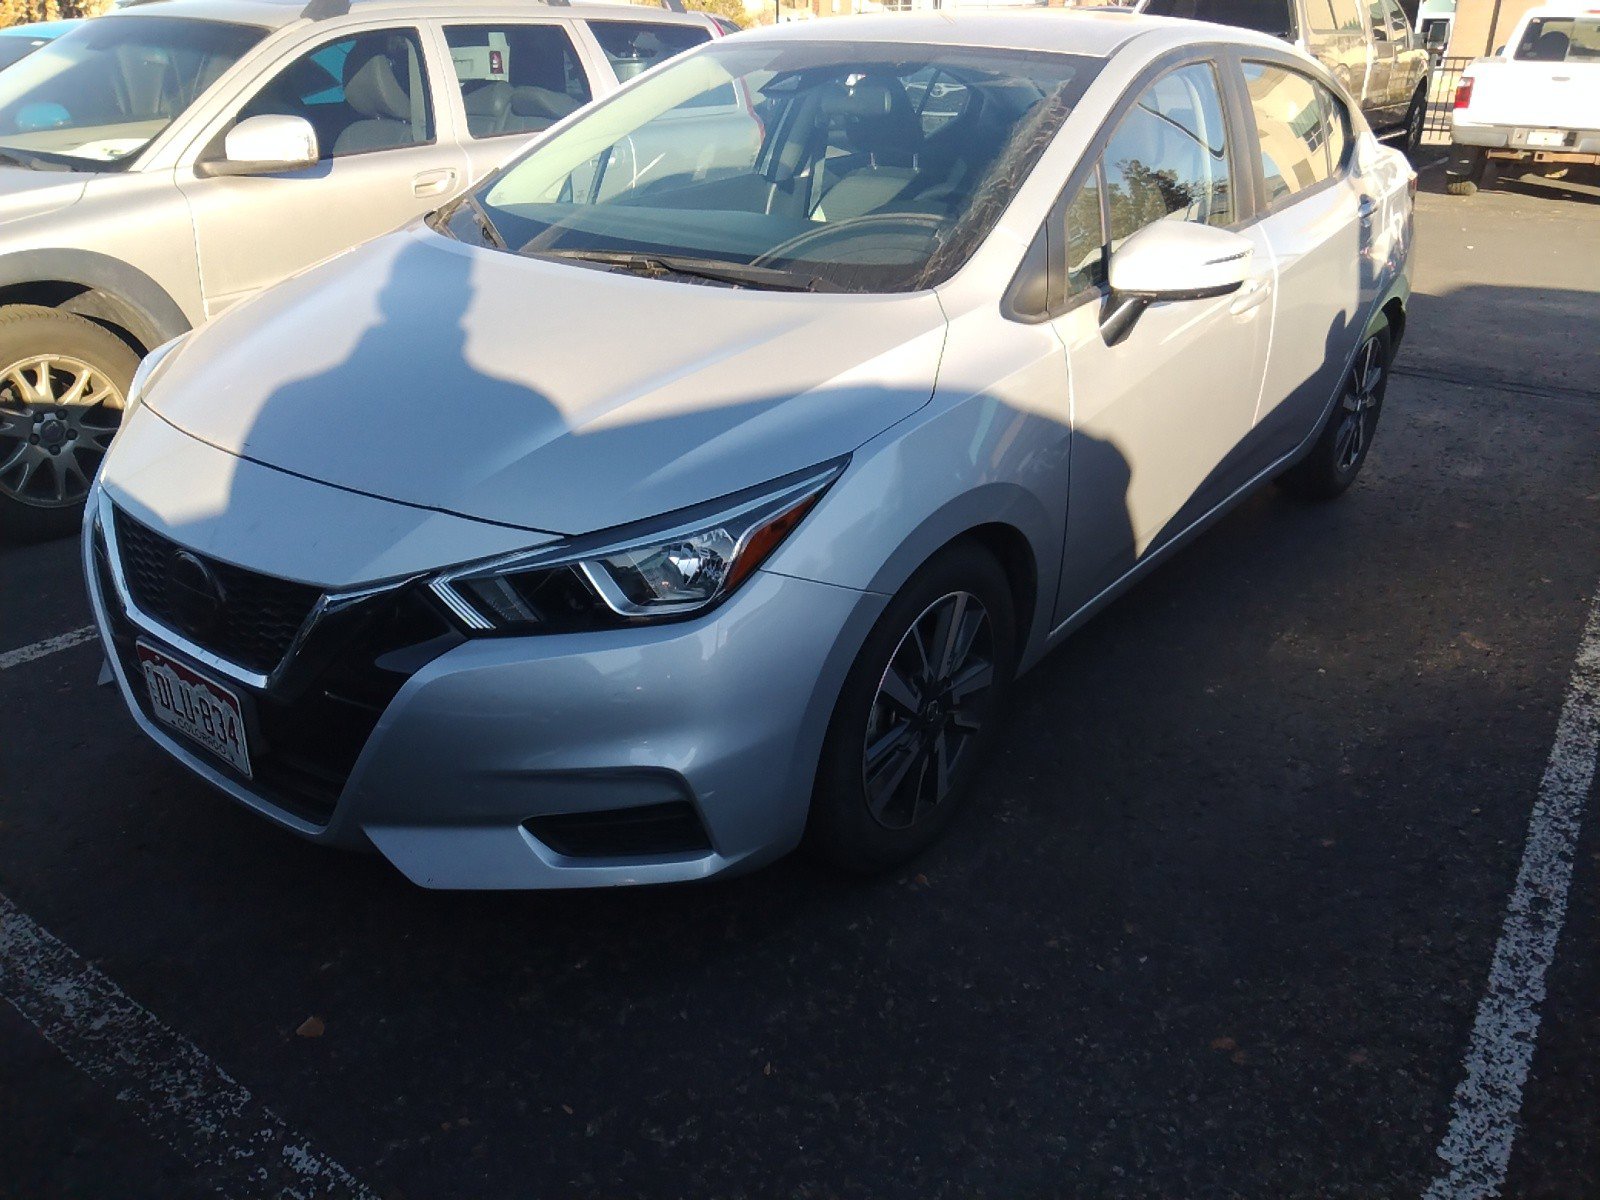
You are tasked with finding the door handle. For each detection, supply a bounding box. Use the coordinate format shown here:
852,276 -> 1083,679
412,168 -> 458,198
1357,194 -> 1378,221
1229,277 -> 1272,316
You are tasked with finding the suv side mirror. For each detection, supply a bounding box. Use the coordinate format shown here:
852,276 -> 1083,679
197,114 -> 319,178
1102,221 -> 1253,344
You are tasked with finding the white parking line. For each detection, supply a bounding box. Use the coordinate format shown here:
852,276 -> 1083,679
0,625 -> 97,672
0,891 -> 377,1200
1424,584 -> 1600,1200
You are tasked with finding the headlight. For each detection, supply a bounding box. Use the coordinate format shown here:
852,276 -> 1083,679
430,460 -> 845,633
123,334 -> 188,419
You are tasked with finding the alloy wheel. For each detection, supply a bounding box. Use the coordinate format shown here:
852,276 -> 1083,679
1334,336 -> 1384,473
862,590 -> 995,830
0,354 -> 124,508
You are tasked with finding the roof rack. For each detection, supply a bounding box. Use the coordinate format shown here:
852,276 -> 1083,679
298,0 -> 695,18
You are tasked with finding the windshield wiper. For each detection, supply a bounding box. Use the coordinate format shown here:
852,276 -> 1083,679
431,191 -> 506,250
536,248 -> 842,293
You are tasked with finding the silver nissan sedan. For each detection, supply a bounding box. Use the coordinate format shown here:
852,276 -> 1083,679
85,10 -> 1415,888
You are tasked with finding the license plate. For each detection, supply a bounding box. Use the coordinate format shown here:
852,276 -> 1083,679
137,642 -> 252,778
1526,129 -> 1567,148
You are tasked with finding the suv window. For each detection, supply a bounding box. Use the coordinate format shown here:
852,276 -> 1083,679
1101,63 -> 1236,250
444,24 -> 592,139
238,28 -> 433,160
587,20 -> 711,84
1243,61 -> 1342,201
0,16 -> 263,170
1307,0 -> 1363,35
1141,0 -> 1294,40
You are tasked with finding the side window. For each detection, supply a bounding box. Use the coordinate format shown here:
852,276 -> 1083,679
1243,62 -> 1335,202
238,28 -> 432,160
587,20 -> 710,83
1316,81 -> 1352,171
1329,0 -> 1364,33
1366,0 -> 1390,40
1383,0 -> 1411,42
1064,164 -> 1106,297
1305,0 -> 1339,36
444,24 -> 592,139
1101,63 -> 1236,251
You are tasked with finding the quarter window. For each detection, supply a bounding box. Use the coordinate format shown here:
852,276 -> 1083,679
1100,63 -> 1235,251
1243,62 -> 1339,201
1064,163 -> 1106,297
238,28 -> 432,159
444,25 -> 592,139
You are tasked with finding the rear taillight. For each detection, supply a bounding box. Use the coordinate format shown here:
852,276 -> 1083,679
1454,76 -> 1475,109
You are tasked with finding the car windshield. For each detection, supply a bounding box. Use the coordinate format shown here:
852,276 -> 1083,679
1513,16 -> 1600,62
445,41 -> 1099,293
0,16 -> 264,170
0,32 -> 55,74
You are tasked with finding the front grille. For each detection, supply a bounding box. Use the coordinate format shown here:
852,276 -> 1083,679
113,507 -> 322,675
94,523 -> 463,826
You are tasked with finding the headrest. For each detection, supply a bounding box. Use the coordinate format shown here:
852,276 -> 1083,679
343,46 -> 410,121
821,80 -> 896,119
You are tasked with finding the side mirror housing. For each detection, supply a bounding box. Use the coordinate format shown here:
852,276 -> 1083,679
1102,220 -> 1253,344
196,114 -> 319,178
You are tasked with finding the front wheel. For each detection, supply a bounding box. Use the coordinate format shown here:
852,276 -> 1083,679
1402,83 -> 1429,162
1276,324 -> 1392,502
805,542 -> 1018,875
0,305 -> 138,541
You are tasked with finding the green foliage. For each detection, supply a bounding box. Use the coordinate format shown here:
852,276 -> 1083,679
2,0 -> 113,28
682,0 -> 746,29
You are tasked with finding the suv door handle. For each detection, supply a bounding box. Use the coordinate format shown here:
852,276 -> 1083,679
1357,195 -> 1378,221
412,168 -> 458,198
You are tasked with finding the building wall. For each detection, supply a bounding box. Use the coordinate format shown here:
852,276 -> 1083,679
1448,0 -> 1543,57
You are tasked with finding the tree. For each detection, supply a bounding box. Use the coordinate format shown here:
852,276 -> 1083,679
682,0 -> 746,29
3,0 -> 114,27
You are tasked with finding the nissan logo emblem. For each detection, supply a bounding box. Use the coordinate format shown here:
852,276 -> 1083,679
167,549 -> 225,638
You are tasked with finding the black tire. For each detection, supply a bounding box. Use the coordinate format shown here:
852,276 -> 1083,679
1444,145 -> 1487,197
1276,323 -> 1393,502
0,305 -> 139,542
1402,83 -> 1429,162
804,541 -> 1018,875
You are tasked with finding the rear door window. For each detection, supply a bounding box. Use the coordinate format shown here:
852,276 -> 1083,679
1242,61 -> 1336,202
444,24 -> 592,139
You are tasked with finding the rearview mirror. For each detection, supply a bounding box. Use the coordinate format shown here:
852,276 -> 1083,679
1102,221 -> 1253,344
196,114 -> 319,178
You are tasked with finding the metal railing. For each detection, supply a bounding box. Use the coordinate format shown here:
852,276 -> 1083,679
1420,56 -> 1473,145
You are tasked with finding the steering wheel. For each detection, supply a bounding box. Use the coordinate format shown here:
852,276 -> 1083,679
752,211 -> 946,267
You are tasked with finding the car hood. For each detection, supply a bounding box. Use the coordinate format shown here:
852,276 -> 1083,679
146,226 -> 948,536
0,164 -> 87,223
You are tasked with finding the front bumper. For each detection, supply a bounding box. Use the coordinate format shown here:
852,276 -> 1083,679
86,492 -> 885,889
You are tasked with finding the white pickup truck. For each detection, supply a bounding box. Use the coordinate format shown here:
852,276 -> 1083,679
1446,4 -> 1600,195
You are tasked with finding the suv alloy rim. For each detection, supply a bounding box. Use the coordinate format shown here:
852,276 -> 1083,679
0,354 -> 124,508
862,590 -> 995,830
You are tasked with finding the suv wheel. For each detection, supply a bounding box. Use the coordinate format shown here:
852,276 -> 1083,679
805,541 -> 1018,875
1402,83 -> 1428,162
0,305 -> 138,541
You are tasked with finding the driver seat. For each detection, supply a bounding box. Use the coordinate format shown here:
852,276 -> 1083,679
812,79 -> 923,222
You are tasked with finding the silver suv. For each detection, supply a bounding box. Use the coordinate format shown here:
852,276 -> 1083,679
0,0 -> 718,538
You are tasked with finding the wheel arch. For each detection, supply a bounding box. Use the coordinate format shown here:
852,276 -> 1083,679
0,250 -> 193,356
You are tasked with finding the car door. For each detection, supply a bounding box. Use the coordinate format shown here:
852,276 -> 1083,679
175,25 -> 470,317
1049,59 -> 1274,623
434,19 -> 602,188
1302,0 -> 1370,109
1236,58 -> 1370,470
1363,0 -> 1398,118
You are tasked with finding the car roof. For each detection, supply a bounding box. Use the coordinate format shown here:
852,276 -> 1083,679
722,8 -> 1274,58
100,0 -> 713,34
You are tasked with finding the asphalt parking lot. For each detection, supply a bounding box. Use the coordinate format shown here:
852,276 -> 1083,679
2,164 -> 1599,1200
